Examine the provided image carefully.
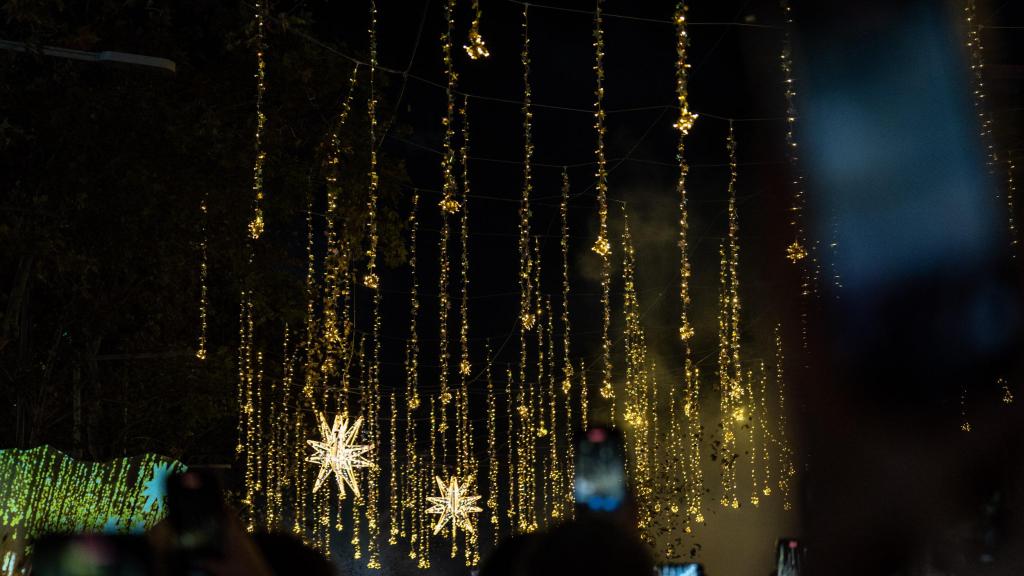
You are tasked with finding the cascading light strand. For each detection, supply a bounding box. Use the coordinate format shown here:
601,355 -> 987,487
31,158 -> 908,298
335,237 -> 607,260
459,97 -> 472,380
1007,151 -> 1019,256
774,324 -> 795,510
673,0 -> 704,530
439,0 -> 460,216
363,0 -> 381,291
559,171 -> 575,519
506,363 -> 517,530
247,0 -> 268,240
321,65 -> 360,385
519,2 -> 535,334
196,192 -> 209,360
718,121 -> 742,510
438,0 -> 458,418
592,0 -> 613,419
779,0 -> 808,267
464,0 -> 490,60
485,343 -> 499,543
404,190 -> 421,552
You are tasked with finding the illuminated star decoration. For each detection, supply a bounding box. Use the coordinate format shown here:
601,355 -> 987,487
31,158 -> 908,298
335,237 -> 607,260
786,240 -> 808,263
306,413 -> 374,497
426,475 -> 483,536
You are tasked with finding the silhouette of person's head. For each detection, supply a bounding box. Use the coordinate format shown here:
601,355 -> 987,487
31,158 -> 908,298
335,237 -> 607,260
251,532 -> 334,576
521,517 -> 653,576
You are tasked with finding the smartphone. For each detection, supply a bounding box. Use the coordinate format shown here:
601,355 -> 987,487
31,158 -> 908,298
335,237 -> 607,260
574,426 -> 627,513
656,563 -> 704,576
165,470 -> 225,560
775,538 -> 802,576
31,533 -> 152,576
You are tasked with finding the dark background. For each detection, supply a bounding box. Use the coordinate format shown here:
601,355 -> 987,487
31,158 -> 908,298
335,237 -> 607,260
3,0 -> 1024,573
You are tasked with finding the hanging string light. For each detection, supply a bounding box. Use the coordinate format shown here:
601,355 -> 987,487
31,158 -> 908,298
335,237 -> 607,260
758,360 -> 773,498
545,296 -> 562,520
389,391 -> 399,545
1008,152 -> 1019,255
364,0 -> 381,291
485,344 -> 500,543
519,3 -> 535,333
621,209 -> 654,531
748,366 -> 760,507
506,363 -> 518,530
439,0 -> 461,216
464,0 -> 490,60
673,0 -> 704,530
718,121 -> 742,510
196,192 -> 209,360
779,0 -> 808,267
559,172 -> 576,520
593,0 -> 614,418
580,359 -> 588,432
438,0 -> 458,415
459,98 -> 473,379
774,325 -> 795,511
404,190 -> 421,555
320,66 -> 360,385
247,0 -> 268,240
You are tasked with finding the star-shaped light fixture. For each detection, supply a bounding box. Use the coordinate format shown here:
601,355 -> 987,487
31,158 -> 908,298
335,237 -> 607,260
306,412 -> 374,497
426,475 -> 483,536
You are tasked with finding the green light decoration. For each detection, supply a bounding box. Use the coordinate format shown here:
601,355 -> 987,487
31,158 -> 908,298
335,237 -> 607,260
0,445 -> 186,574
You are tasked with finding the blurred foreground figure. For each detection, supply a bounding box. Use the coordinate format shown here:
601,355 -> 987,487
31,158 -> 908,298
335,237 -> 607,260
480,517 -> 653,576
793,0 -> 1024,574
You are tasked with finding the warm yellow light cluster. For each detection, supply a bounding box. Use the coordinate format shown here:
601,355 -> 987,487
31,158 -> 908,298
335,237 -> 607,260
196,193 -> 209,360
459,98 -> 473,379
774,325 -> 796,511
464,0 -> 490,60
592,0 -> 614,418
717,122 -> 742,510
248,1 -> 268,240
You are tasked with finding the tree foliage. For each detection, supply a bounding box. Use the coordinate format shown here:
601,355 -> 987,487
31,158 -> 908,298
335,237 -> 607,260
0,0 -> 408,462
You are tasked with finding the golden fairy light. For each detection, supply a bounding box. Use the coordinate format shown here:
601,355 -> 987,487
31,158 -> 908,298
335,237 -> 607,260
673,0 -> 705,529
505,363 -> 517,529
672,5 -> 698,136
485,344 -> 500,542
560,170 -> 574,395
560,171 -> 576,521
464,0 -> 490,60
1008,152 -> 1020,256
320,66 -> 359,383
1000,377 -> 1014,404
459,98 -> 473,378
363,0 -> 381,290
307,413 -> 374,497
718,121 -> 742,510
427,475 -> 483,537
960,382 -> 971,433
779,0 -> 808,266
519,3 -> 535,333
593,0 -> 614,415
774,325 -> 796,511
404,190 -> 421,557
439,0 -> 461,215
580,359 -> 588,431
438,0 -> 458,413
247,0 -> 268,240
196,192 -> 209,360
621,209 -> 654,531
758,361 -> 773,497
389,392 -> 399,544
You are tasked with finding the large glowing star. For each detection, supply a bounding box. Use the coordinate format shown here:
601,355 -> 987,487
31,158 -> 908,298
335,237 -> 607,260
426,475 -> 482,536
306,413 -> 374,497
